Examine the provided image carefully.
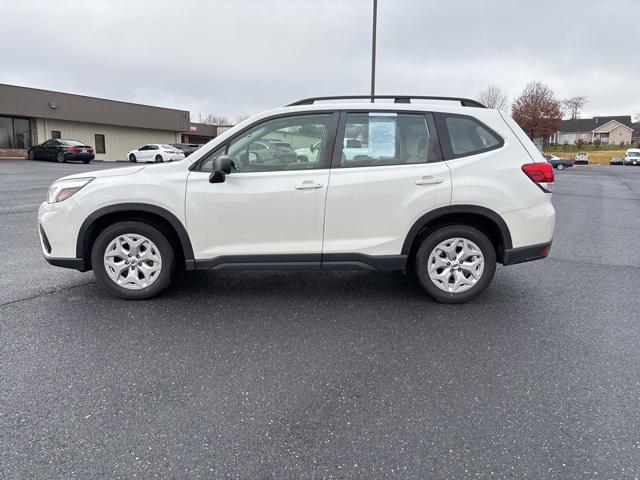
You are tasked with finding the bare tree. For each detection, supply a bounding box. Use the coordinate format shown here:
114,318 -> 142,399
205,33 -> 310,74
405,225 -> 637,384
561,96 -> 588,119
199,113 -> 230,125
634,113 -> 640,122
477,85 -> 509,110
511,82 -> 562,140
236,114 -> 251,123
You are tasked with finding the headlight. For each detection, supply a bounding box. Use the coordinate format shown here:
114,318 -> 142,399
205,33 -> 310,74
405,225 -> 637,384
47,177 -> 94,203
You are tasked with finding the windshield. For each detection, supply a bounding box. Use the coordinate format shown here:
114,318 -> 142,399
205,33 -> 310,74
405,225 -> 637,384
627,152 -> 640,157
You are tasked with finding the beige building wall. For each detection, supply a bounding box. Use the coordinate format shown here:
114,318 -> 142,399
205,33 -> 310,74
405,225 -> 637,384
604,124 -> 632,145
592,121 -> 633,145
35,118 -> 180,161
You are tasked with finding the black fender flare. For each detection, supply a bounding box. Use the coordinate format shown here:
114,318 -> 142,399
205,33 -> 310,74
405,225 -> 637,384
401,205 -> 513,255
76,203 -> 195,267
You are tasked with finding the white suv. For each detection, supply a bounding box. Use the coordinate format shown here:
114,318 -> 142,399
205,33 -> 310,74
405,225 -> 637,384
38,95 -> 555,303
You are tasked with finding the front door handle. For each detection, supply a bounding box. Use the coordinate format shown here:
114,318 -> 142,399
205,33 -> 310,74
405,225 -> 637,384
415,176 -> 444,185
295,181 -> 324,190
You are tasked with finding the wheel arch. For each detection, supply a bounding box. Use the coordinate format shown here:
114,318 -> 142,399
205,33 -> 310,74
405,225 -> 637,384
76,203 -> 194,271
402,205 -> 512,264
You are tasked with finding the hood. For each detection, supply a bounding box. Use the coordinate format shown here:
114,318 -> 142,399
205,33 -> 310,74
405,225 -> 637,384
57,165 -> 146,182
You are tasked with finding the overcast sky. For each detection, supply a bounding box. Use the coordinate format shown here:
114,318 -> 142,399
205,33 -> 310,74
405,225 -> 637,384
2,0 -> 639,122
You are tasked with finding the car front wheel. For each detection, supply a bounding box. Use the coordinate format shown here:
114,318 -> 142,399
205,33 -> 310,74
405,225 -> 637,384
557,163 -> 564,170
91,221 -> 174,299
414,225 -> 496,303
28,149 -> 35,160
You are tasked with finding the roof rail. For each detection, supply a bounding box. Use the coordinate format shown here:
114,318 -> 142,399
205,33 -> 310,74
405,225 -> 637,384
287,95 -> 486,108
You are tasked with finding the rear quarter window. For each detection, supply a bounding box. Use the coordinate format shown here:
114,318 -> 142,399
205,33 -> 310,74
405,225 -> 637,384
435,113 -> 503,160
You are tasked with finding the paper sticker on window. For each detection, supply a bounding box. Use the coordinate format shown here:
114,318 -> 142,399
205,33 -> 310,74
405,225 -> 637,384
368,115 -> 396,158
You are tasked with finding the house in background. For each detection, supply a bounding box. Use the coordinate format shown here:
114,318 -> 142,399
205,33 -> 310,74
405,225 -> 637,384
632,123 -> 640,145
548,115 -> 634,145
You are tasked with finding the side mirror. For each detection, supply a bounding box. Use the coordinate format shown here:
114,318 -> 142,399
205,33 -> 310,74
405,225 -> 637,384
215,155 -> 233,174
209,170 -> 226,183
248,151 -> 258,163
209,155 -> 233,183
310,143 -> 316,152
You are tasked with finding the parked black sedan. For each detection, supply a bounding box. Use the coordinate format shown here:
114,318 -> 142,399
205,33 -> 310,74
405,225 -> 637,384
171,143 -> 202,157
27,139 -> 95,164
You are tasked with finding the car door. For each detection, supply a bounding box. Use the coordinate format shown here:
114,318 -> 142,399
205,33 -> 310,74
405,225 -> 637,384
138,145 -> 154,161
322,110 -> 452,262
185,112 -> 339,264
35,140 -> 52,159
45,139 -> 63,160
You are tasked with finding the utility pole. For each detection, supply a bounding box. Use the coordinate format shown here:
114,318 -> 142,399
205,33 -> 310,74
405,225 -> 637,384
370,0 -> 377,102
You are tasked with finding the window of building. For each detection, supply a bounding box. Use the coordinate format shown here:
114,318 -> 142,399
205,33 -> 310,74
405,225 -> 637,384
95,134 -> 106,154
0,117 -> 13,148
0,116 -> 32,149
13,118 -> 31,148
51,130 -> 61,139
338,112 -> 437,168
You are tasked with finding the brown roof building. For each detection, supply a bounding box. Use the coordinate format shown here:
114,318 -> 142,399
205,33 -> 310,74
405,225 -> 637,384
0,84 -> 225,160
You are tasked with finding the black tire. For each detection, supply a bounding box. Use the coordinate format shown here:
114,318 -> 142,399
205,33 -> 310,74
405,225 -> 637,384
556,163 -> 564,170
91,221 -> 175,300
82,159 -> 91,164
28,149 -> 35,160
155,154 -> 164,163
56,151 -> 66,163
129,154 -> 137,163
414,225 -> 496,304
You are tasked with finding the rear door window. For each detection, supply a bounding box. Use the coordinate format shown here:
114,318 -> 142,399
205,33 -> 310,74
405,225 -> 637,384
334,112 -> 441,168
435,113 -> 503,159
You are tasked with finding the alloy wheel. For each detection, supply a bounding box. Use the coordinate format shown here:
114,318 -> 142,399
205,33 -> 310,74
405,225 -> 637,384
427,237 -> 485,294
103,234 -> 162,290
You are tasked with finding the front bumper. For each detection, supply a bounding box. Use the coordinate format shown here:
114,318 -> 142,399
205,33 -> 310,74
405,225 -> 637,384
38,199 -> 88,269
44,256 -> 87,271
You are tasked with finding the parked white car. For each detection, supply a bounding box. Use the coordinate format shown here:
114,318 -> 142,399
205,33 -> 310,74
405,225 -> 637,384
624,148 -> 640,165
127,144 -> 185,163
296,138 -> 367,163
38,95 -> 555,303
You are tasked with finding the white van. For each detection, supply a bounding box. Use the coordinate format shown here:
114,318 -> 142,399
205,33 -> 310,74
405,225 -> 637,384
624,148 -> 640,165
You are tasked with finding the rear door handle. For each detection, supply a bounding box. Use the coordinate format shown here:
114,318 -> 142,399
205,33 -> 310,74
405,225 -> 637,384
295,181 -> 324,190
415,176 -> 444,185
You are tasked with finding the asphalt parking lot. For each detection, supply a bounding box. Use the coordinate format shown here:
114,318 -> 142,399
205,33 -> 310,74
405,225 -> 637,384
1,159 -> 640,479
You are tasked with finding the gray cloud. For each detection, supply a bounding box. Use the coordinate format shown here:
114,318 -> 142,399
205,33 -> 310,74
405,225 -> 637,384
2,0 -> 639,120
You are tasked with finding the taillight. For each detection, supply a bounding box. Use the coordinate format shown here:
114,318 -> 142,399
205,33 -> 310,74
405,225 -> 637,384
67,146 -> 81,152
522,162 -> 554,192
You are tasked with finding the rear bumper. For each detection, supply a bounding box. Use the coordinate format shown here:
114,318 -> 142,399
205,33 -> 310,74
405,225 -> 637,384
502,242 -> 552,265
65,153 -> 95,160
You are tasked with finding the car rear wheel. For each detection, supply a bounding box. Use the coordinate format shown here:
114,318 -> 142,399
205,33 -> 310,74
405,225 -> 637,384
557,163 -> 564,170
414,225 -> 496,304
56,152 -> 66,163
155,154 -> 164,163
81,159 -> 91,164
129,154 -> 137,162
91,221 -> 174,300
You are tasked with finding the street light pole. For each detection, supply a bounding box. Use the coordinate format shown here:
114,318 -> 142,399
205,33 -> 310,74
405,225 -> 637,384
370,0 -> 377,102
